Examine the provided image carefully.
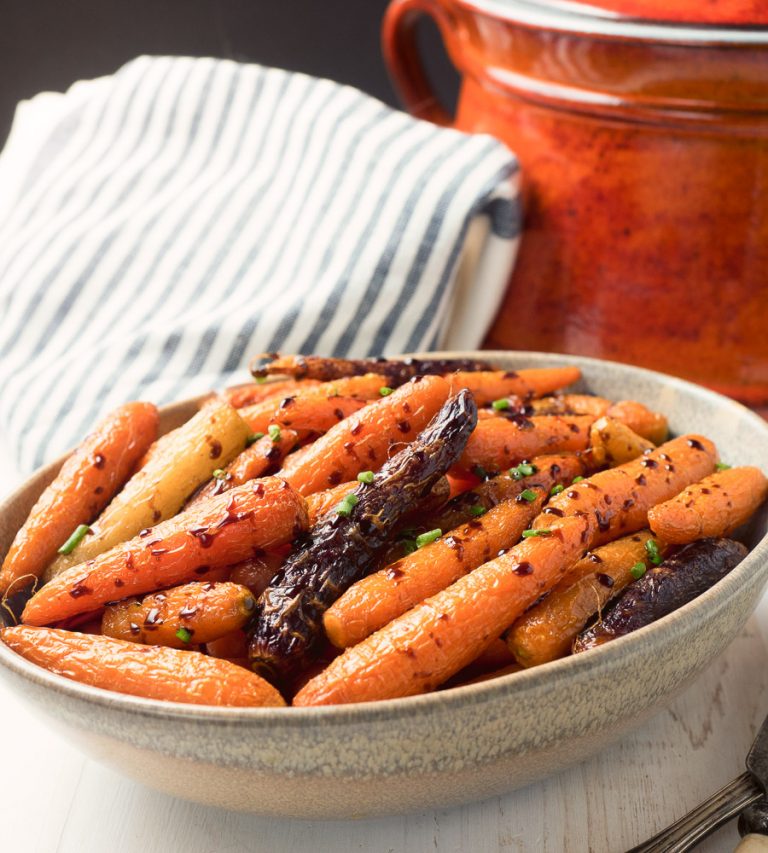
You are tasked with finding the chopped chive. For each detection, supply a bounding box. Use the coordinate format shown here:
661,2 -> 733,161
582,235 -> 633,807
379,386 -> 393,396
630,562 -> 647,580
212,468 -> 226,479
345,493 -> 359,507
491,398 -> 510,411
550,484 -> 565,496
510,462 -> 537,480
268,424 -> 281,442
334,493 -> 359,516
645,539 -> 663,565
255,376 -> 267,384
402,539 -> 418,555
469,504 -> 487,517
716,462 -> 731,471
245,433 -> 261,446
519,488 -> 538,502
473,465 -> 489,480
58,524 -> 91,555
176,627 -> 193,644
572,476 -> 584,484
357,470 -> 375,484
416,528 -> 442,548
522,528 -> 551,538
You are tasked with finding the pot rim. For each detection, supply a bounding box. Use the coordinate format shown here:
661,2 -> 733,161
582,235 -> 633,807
458,0 -> 768,45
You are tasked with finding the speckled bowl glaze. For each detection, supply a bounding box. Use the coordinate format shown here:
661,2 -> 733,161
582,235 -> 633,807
1,351 -> 767,819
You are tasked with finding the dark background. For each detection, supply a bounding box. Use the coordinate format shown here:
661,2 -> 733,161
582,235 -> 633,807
0,1 -> 459,146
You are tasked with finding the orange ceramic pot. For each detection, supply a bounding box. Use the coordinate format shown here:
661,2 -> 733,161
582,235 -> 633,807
382,0 -> 768,405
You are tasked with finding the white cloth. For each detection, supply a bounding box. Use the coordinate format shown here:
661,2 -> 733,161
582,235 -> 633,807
0,56 -> 520,472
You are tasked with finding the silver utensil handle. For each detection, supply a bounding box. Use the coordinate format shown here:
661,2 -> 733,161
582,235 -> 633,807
629,772 -> 764,853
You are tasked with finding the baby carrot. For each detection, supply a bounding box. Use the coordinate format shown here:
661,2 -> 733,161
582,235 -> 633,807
527,394 -> 612,417
457,415 -> 594,472
0,402 -> 158,597
446,367 -> 581,405
278,375 -> 451,496
223,379 -> 320,408
22,477 -> 307,626
587,417 -> 655,468
186,429 -> 299,508
240,395 -> 368,437
507,530 -> 655,667
605,400 -> 668,444
101,581 -> 256,648
293,513 -> 595,705
648,466 -> 768,544
324,487 -> 549,648
1,626 -> 284,707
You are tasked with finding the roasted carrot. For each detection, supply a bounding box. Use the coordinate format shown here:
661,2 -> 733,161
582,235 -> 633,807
648,466 -> 768,544
101,581 -> 255,648
0,402 -> 158,597
240,395 -> 368,437
588,416 -> 655,468
223,379 -> 320,408
186,429 -> 299,508
457,415 -> 594,473
536,435 -> 719,547
445,367 -> 581,406
293,513 -> 595,705
1,626 -> 284,707
528,394 -> 612,417
507,530 -> 655,667
205,628 -> 249,659
605,400 -> 668,444
278,375 -> 451,496
228,549 -> 288,597
22,477 -> 307,626
324,486 -> 549,648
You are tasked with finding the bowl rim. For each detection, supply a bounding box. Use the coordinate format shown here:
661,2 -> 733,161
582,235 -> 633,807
1,349 -> 767,726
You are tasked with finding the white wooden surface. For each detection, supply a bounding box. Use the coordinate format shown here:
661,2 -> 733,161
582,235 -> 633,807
1,451 -> 767,853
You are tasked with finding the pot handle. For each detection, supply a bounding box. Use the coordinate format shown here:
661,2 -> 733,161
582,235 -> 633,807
382,0 -> 457,127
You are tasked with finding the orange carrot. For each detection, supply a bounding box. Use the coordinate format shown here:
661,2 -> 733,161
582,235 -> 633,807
507,530 -> 654,667
205,628 -> 248,659
445,367 -> 581,405
293,513 -> 594,705
648,466 -> 768,544
223,379 -> 320,408
22,477 -> 307,626
228,549 -> 288,597
324,486 -> 549,648
1,626 -> 284,707
605,400 -> 668,444
537,434 -> 719,546
186,429 -> 299,507
278,375 -> 451,496
528,394 -> 612,417
240,395 -> 368,437
101,581 -> 255,648
457,415 -> 594,473
587,416 -> 655,468
0,402 -> 158,597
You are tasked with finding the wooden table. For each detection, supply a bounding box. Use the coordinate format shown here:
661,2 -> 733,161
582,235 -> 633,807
1,455 -> 766,853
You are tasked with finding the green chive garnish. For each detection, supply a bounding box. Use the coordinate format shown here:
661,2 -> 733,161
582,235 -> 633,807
510,462 -> 537,480
58,524 -> 91,555
572,476 -> 584,484
630,562 -> 647,580
268,425 -> 281,442
645,539 -> 663,565
402,540 -> 418,555
520,489 -> 537,502
246,433 -> 261,446
176,627 -> 192,644
416,528 -> 442,548
212,468 -> 226,479
357,470 -> 375,484
550,484 -> 564,496
522,528 -> 551,538
716,462 -> 731,471
255,376 -> 267,384
492,398 -> 510,411
469,504 -> 487,517
379,386 -> 393,396
334,493 -> 359,517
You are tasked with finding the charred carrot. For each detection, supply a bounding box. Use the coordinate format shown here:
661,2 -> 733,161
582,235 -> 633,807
223,379 -> 320,408
0,402 -> 158,597
446,367 -> 581,406
186,429 -> 299,508
457,415 -> 594,473
537,435 -> 719,547
1,626 -> 284,707
22,477 -> 308,626
278,375 -> 451,496
324,486 -> 549,648
507,530 -> 655,667
648,466 -> 768,544
240,395 -> 368,437
605,400 -> 668,444
101,581 -> 255,648
293,513 -> 595,705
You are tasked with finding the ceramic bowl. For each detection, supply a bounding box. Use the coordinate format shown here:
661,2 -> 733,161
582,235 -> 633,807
1,351 -> 767,819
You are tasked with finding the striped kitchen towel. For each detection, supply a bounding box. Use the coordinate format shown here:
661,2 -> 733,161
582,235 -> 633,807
0,56 -> 520,473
